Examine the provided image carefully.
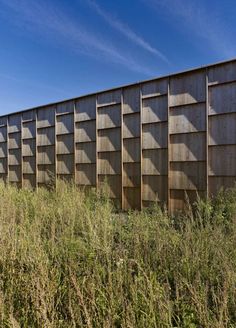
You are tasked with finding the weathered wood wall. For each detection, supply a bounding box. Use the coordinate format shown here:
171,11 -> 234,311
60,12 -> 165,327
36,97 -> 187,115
0,59 -> 235,212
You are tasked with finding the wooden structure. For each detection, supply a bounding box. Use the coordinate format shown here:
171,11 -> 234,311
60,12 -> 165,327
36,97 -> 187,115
0,59 -> 235,212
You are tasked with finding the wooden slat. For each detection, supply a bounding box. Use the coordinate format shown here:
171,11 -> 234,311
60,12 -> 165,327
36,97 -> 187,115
142,149 -> 168,175
75,163 -> 96,186
209,82 -> 236,115
22,121 -> 36,139
37,127 -> 55,146
56,134 -> 74,154
209,113 -> 236,145
22,139 -> 36,157
97,104 -> 121,129
123,163 -> 140,187
37,145 -> 55,165
8,132 -> 21,149
141,78 -> 168,97
56,101 -> 74,115
142,122 -> 167,149
123,113 -> 140,138
123,86 -> 140,114
8,114 -> 21,133
169,70 -> 206,107
170,132 -> 206,162
75,96 -> 96,122
208,62 -> 236,85
56,114 -> 74,135
142,175 -> 168,202
142,95 -> 167,124
170,162 -> 206,190
97,128 -> 121,152
98,151 -> 121,175
209,145 -> 236,176
75,142 -> 96,164
37,106 -> 55,128
123,138 -> 140,163
97,89 -> 121,106
75,120 -> 96,143
57,154 -> 74,174
169,103 -> 206,134
0,127 -> 7,142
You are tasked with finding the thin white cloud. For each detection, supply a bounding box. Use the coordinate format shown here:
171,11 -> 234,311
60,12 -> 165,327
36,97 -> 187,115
143,0 -> 236,58
0,0 -> 154,76
86,0 -> 169,64
0,73 -> 70,96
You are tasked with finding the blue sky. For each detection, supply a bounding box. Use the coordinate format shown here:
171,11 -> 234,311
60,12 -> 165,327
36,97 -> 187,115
0,0 -> 235,115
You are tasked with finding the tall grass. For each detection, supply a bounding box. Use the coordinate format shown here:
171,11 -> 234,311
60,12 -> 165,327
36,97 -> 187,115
0,180 -> 235,327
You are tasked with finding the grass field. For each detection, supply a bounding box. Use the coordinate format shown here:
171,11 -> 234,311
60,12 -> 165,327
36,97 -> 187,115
0,181 -> 235,327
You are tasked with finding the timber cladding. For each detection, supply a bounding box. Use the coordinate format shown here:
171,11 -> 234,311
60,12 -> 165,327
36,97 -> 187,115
0,59 -> 236,212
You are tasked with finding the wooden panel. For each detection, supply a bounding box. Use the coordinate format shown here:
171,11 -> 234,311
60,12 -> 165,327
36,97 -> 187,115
123,113 -> 140,138
208,62 -> 236,85
38,146 -> 55,165
22,110 -> 35,122
209,177 -> 236,195
123,86 -> 140,114
22,139 -> 36,157
23,174 -> 36,188
142,175 -> 168,202
23,157 -> 36,174
57,134 -> 74,154
97,104 -> 121,129
98,128 -> 121,152
98,152 -> 121,175
209,113 -> 236,145
22,121 -> 36,139
98,175 -> 121,199
170,133 -> 206,161
8,114 -> 21,133
209,83 -> 236,115
170,71 -> 206,106
169,103 -> 206,134
142,149 -> 168,175
75,121 -> 96,143
37,127 -> 55,146
170,190 -> 205,213
0,142 -> 7,158
76,142 -> 96,164
142,122 -> 167,149
9,166 -> 21,182
56,114 -> 74,135
0,158 -> 7,173
9,132 -> 21,149
170,162 -> 206,190
9,149 -> 21,166
37,165 -> 55,183
123,163 -> 140,187
57,154 -> 74,174
37,106 -> 55,128
97,89 -> 121,106
123,138 -> 140,163
123,187 -> 140,210
75,96 -> 96,122
56,101 -> 74,114
209,145 -> 236,176
0,116 -> 7,127
142,78 -> 168,97
0,126 -> 7,142
142,95 -> 167,123
76,163 -> 96,186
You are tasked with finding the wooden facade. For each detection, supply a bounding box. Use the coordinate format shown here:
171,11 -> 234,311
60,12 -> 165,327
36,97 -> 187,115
0,59 -> 236,212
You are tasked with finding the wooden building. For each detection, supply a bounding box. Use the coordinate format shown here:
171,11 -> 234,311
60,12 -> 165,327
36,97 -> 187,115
0,59 -> 236,212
